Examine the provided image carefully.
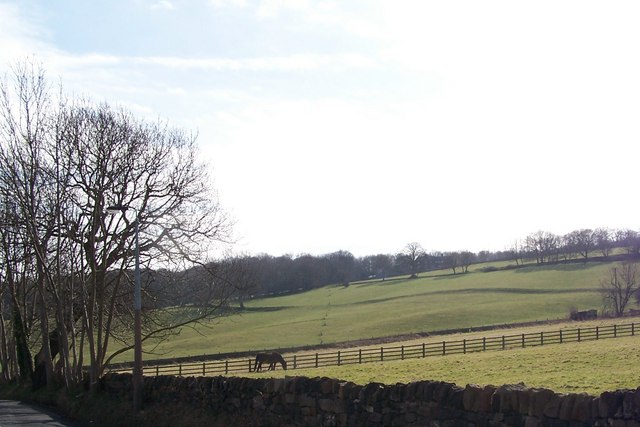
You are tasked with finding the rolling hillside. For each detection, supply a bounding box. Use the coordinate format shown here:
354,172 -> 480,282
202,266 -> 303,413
135,259 -> 618,362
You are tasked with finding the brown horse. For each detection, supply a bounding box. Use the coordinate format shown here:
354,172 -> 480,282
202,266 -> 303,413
254,352 -> 287,372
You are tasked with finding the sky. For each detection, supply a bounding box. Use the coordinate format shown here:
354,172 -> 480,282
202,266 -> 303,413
1,0 -> 639,257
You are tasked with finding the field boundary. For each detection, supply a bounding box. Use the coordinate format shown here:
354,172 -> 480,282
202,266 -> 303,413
107,321 -> 638,377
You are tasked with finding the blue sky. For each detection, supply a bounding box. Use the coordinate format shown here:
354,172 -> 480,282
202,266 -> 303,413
1,0 -> 640,256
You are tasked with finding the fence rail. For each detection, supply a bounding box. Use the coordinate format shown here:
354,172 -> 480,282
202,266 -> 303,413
107,322 -> 637,378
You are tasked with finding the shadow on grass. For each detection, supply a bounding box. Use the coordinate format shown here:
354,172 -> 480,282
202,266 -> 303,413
432,272 -> 471,280
512,254 -> 636,274
353,272 -> 458,288
342,287 -> 598,306
430,261 -> 602,279
513,262 -> 603,273
241,306 -> 292,312
350,277 -> 410,288
430,287 -> 599,295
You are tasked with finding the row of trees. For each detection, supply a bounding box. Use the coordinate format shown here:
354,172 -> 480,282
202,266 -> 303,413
229,227 -> 640,301
224,247 -> 493,298
0,62 -> 237,391
511,228 -> 640,265
406,228 -> 640,277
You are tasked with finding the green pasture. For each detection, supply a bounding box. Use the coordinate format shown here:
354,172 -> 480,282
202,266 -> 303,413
244,334 -> 640,396
129,260 -> 614,363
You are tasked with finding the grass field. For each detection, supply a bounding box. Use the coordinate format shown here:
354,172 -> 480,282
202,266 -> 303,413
242,322 -> 640,396
137,260 -> 611,361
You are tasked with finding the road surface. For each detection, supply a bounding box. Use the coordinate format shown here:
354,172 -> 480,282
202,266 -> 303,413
0,400 -> 79,426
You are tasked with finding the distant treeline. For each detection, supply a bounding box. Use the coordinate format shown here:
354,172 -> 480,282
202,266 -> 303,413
208,227 -> 640,300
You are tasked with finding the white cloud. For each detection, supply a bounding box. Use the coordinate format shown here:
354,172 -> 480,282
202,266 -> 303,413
251,0 -> 381,41
133,52 -> 375,71
150,1 -> 175,10
0,4 -> 52,69
209,0 -> 247,8
255,0 -> 309,19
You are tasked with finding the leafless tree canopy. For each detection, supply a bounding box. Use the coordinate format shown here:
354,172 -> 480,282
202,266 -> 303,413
402,242 -> 425,278
601,262 -> 640,317
0,60 -> 233,391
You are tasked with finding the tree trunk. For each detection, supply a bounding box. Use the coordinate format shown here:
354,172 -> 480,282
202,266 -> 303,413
12,304 -> 33,381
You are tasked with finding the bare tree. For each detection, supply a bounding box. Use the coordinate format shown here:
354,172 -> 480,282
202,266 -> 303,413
0,196 -> 35,383
593,227 -> 612,258
459,251 -> 475,273
0,60 -> 233,391
402,242 -> 424,278
508,240 -> 523,266
601,262 -> 640,317
445,252 -> 461,275
564,229 -> 595,261
365,254 -> 393,281
525,231 -> 559,264
617,229 -> 640,256
0,59 -> 63,390
560,233 -> 576,261
215,253 -> 261,309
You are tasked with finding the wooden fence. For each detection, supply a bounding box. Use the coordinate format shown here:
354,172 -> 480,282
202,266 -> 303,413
107,322 -> 637,378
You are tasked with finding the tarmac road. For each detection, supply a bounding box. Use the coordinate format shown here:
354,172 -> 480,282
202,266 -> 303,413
0,400 -> 79,426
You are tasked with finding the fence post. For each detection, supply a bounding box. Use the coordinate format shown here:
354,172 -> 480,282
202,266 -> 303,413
559,330 -> 563,344
578,328 -> 581,342
380,347 -> 384,362
442,341 -> 446,356
293,355 -> 297,369
540,331 -> 544,346
502,336 -> 505,350
249,359 -> 253,372
401,345 -> 404,360
596,326 -> 599,340
316,353 -> 319,368
338,351 -> 341,366
522,333 -> 525,348
483,337 -> 486,352
225,360 -> 228,375
614,324 -> 617,338
179,364 -> 182,376
203,362 -> 206,376
422,343 -> 426,358
633,323 -> 635,336
463,339 -> 466,354
359,349 -> 362,364
156,366 -> 159,376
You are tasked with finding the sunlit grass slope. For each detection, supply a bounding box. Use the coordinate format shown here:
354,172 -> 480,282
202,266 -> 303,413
245,334 -> 640,396
134,261 -> 612,362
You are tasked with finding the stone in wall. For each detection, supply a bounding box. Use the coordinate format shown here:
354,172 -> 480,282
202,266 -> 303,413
463,383 -> 496,413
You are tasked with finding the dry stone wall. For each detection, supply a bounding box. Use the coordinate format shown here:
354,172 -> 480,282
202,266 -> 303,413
101,373 -> 640,426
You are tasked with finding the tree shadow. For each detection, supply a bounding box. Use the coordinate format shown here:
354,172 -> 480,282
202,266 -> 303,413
241,306 -> 292,312
340,286 -> 597,307
513,254 -> 637,274
351,277 -> 412,288
432,272 -> 471,280
513,262 -> 603,273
